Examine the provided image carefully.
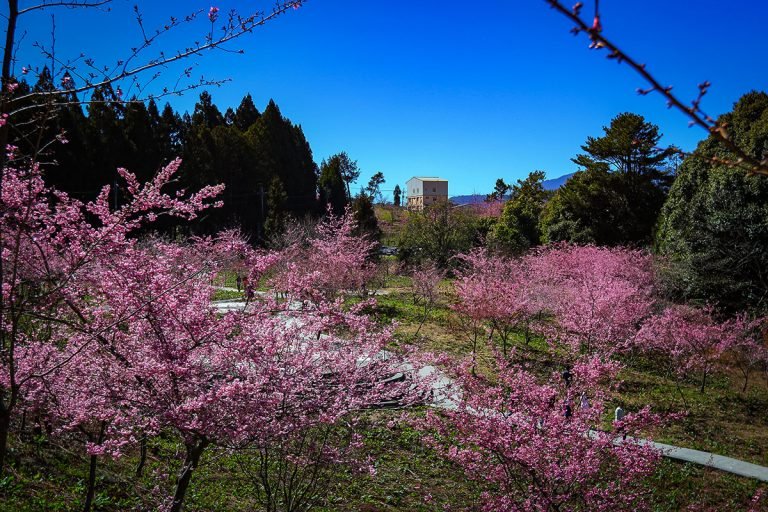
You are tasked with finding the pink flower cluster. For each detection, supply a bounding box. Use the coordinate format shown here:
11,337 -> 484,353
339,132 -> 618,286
1,157 -> 425,509
208,6 -> 219,23
419,353 -> 666,512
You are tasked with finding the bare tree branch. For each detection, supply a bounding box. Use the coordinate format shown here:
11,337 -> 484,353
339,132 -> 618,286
546,0 -> 768,176
17,0 -> 111,16
7,1 -> 304,109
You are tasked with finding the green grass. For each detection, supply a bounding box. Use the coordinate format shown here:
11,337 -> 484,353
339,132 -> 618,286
3,410 -> 762,511
648,459 -> 762,511
212,288 -> 244,301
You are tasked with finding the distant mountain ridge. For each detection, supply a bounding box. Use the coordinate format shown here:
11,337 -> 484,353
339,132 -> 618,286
542,172 -> 574,191
450,172 -> 574,205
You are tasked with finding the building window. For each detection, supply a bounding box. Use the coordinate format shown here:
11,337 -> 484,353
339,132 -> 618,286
433,188 -> 436,192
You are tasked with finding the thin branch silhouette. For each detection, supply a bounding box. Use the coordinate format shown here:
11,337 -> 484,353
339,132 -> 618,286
546,0 -> 768,176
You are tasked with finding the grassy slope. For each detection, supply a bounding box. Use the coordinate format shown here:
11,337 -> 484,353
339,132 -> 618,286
2,275 -> 767,511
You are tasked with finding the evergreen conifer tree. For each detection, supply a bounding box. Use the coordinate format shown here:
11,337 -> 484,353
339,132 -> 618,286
318,155 -> 349,215
656,91 -> 768,313
541,112 -> 675,245
265,175 -> 289,241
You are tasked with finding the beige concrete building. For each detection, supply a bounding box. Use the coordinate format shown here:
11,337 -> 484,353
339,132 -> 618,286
405,177 -> 448,210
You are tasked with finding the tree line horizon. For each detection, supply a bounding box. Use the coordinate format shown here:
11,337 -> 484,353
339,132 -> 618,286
8,68 -> 768,314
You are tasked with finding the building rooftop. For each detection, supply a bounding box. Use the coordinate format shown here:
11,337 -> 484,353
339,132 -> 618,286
408,176 -> 448,182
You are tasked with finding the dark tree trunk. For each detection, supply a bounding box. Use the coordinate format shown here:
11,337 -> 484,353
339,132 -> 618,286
83,422 -> 106,512
82,453 -> 98,512
0,408 -> 10,475
136,436 -> 147,477
170,437 -> 209,512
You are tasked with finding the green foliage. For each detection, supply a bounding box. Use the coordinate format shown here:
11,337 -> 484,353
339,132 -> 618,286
246,99 -> 319,216
318,154 -> 350,215
488,170 -> 549,253
366,171 -> 386,202
191,91 -> 225,129
234,93 -> 261,131
332,151 -> 360,200
393,184 -> 402,207
264,175 -> 289,241
24,87 -> 320,242
656,91 -> 768,313
541,112 -> 675,246
352,192 -> 382,243
397,200 -> 481,269
486,178 -> 510,202
540,166 -> 622,244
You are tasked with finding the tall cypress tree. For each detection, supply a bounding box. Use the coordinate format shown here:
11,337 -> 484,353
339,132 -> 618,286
86,84 -> 127,200
122,100 -> 160,182
191,91 -> 224,129
264,175 -> 289,241
247,100 -> 318,215
158,103 -> 184,163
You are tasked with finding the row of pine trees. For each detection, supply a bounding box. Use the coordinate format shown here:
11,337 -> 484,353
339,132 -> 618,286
11,69 -> 322,241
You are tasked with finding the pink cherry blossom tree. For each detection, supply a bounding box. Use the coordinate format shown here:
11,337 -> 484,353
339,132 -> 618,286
726,316 -> 768,393
636,305 -> 738,394
527,244 -> 656,356
30,231 -> 424,511
0,155 -> 222,475
453,249 -> 544,360
419,354 -> 665,512
410,260 -> 445,337
270,207 -> 378,302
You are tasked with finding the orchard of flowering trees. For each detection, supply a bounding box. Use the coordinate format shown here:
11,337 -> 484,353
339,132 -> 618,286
433,244 -> 768,511
0,152 -> 429,511
4,149 -> 765,510
450,245 -> 768,384
2,1 -> 768,511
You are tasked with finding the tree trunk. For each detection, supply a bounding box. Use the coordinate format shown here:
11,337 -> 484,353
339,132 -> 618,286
82,422 -> 106,512
136,436 -> 147,477
0,408 -> 10,475
502,333 -> 507,359
415,302 -> 429,337
82,453 -> 98,512
674,377 -> 688,409
170,437 -> 209,512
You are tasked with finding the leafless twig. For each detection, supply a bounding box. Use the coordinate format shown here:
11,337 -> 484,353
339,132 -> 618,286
546,0 -> 768,176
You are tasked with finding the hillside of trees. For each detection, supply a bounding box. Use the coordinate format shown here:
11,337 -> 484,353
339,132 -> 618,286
10,72 -> 320,241
395,94 -> 768,316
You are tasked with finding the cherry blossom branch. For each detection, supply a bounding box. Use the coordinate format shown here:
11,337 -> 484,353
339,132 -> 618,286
545,0 -> 768,176
7,1 -> 305,109
17,0 -> 111,15
23,263 -> 210,382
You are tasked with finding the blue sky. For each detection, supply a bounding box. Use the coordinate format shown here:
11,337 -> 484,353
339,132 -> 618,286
7,0 -> 768,197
